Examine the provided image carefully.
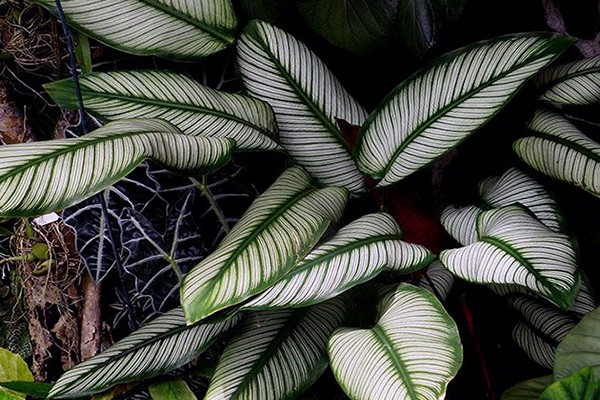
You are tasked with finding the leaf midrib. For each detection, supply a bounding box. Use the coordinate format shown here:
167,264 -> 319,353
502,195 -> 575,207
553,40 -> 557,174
372,325 -> 420,399
249,27 -> 352,153
480,235 -> 564,301
378,50 -> 553,180
522,130 -> 600,162
139,0 -> 235,44
75,87 -> 275,138
544,66 -> 600,88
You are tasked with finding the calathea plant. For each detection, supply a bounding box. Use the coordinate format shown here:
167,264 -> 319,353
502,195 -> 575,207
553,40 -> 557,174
0,0 -> 598,398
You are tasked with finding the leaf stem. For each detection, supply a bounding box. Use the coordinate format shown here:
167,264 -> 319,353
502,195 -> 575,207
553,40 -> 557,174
190,176 -> 231,234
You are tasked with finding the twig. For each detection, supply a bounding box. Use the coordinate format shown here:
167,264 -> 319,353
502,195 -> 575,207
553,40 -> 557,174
190,176 -> 231,234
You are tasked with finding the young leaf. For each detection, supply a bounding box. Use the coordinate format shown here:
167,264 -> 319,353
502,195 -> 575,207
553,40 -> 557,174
242,213 -> 433,310
537,55 -> 600,105
355,33 -> 573,186
237,20 -> 368,194
48,308 -> 239,399
540,367 -> 600,400
0,349 -> 33,399
440,205 -> 580,309
328,283 -> 462,400
44,71 -> 280,151
181,166 -> 348,324
554,305 -> 600,380
148,379 -> 197,400
0,119 -> 233,217
501,375 -> 554,400
514,109 -> 600,197
205,299 -> 348,400
478,168 -> 564,232
32,0 -> 237,60
298,0 -> 396,55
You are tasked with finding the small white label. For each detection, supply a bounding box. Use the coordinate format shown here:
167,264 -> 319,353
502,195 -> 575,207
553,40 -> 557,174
33,212 -> 60,226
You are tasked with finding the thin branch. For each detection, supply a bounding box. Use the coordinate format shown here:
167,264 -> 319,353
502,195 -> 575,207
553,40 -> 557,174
190,176 -> 231,234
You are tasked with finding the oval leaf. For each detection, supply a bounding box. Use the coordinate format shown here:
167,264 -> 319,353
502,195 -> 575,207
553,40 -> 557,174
0,119 -> 233,217
243,212 -> 433,310
237,20 -> 368,194
33,0 -> 237,60
205,299 -> 348,400
328,283 -> 462,400
501,375 -> 554,400
299,0 -> 396,55
44,71 -> 280,151
0,349 -> 33,399
514,109 -> 600,197
181,166 -> 348,324
537,55 -> 600,105
48,308 -> 238,399
355,33 -> 573,186
419,260 -> 455,302
541,367 -> 600,400
441,204 -> 482,246
148,379 -> 197,400
440,205 -> 579,309
554,305 -> 600,380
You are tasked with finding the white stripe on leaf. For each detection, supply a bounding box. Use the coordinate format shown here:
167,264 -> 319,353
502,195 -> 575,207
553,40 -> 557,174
205,299 -> 348,400
0,119 -> 233,217
180,166 -> 348,324
440,204 -> 580,309
355,34 -> 573,186
33,0 -> 237,60
44,70 -> 280,151
537,55 -> 600,105
328,283 -> 462,400
237,20 -> 368,194
243,213 -> 433,310
48,308 -> 238,399
514,109 -> 600,197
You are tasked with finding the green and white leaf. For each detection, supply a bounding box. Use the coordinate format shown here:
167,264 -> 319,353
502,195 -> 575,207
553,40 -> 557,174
237,20 -> 368,194
0,119 -> 233,217
48,308 -> 239,399
243,213 -> 433,310
355,33 -> 573,186
440,205 -> 481,246
328,283 -> 462,400
540,367 -> 600,400
501,375 -> 553,400
205,299 -> 348,400
419,260 -> 455,302
509,295 -> 577,369
181,166 -> 348,324
554,305 -> 600,380
33,0 -> 237,60
148,379 -> 197,400
514,109 -> 600,197
479,168 -> 564,232
440,204 -> 579,309
537,55 -> 600,105
44,71 -> 280,151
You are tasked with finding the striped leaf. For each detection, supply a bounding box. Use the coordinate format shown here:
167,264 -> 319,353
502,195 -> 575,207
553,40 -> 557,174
328,283 -> 462,400
237,20 -> 368,194
441,205 -> 481,246
44,71 -> 280,151
439,204 -> 580,309
514,109 -> 600,197
48,308 -> 239,399
554,305 -> 600,380
541,367 -> 600,400
501,375 -> 554,400
419,260 -> 455,302
509,296 -> 578,369
242,213 -> 434,310
355,33 -> 573,186
33,0 -> 237,60
180,166 -> 348,324
479,168 -> 564,232
205,299 -> 348,400
0,119 -> 233,217
537,55 -> 600,105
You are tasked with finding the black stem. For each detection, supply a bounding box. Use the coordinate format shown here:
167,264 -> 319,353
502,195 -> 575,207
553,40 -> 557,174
54,0 -> 138,329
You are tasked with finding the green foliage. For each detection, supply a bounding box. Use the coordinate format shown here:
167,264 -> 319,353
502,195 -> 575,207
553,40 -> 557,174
4,1 -> 600,399
0,349 -> 33,399
540,367 -> 600,400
